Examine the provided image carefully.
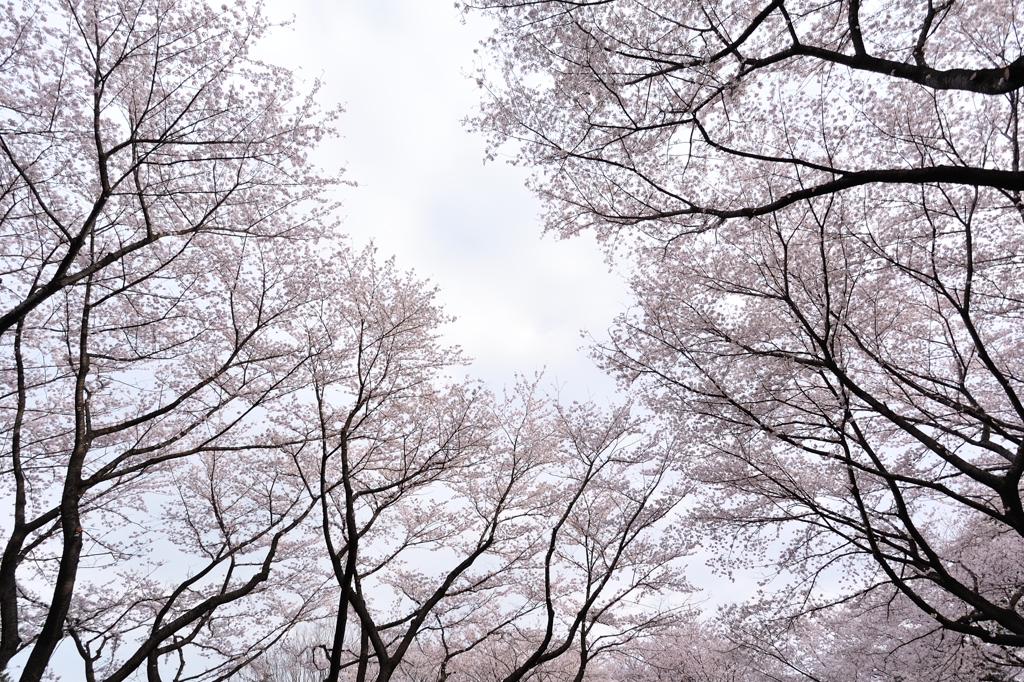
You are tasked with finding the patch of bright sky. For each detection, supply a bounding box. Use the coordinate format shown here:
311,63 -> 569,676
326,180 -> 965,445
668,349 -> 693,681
256,0 -> 627,404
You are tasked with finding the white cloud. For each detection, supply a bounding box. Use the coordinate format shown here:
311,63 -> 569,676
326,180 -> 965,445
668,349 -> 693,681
257,0 -> 626,400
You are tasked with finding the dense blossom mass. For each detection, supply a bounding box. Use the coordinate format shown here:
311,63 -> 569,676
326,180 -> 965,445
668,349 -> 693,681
468,0 -> 1024,679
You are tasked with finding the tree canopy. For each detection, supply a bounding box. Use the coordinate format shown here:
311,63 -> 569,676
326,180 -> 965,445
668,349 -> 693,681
5,0 -> 1024,680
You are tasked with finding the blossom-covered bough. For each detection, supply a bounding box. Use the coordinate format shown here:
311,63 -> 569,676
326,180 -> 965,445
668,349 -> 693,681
470,0 -> 1024,235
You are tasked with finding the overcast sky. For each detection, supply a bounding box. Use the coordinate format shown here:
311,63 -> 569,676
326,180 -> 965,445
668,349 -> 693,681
257,0 -> 627,404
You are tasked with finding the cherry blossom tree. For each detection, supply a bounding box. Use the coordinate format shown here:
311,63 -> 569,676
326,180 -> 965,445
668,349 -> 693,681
468,0 -> 1024,675
279,300 -> 692,682
591,179 -> 1024,660
0,0 -> 343,678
